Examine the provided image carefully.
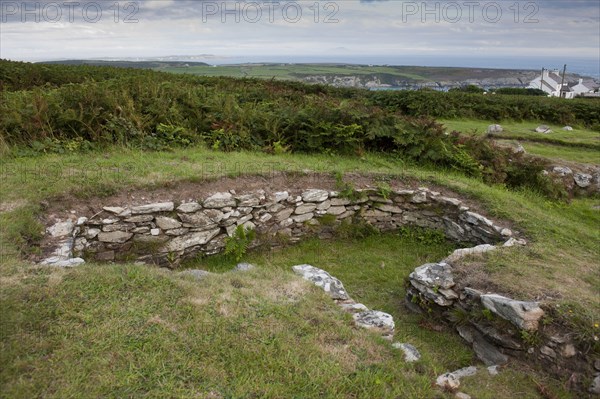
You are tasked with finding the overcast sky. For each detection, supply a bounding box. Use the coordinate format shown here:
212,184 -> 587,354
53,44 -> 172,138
1,0 -> 599,74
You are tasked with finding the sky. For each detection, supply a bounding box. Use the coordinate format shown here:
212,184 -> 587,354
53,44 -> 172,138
1,0 -> 599,75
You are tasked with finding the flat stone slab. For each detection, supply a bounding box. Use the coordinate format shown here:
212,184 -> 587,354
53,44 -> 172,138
445,244 -> 496,263
481,294 -> 544,331
352,310 -> 395,334
392,342 -> 421,362
204,192 -> 236,208
409,262 -> 455,290
302,189 -> 329,203
131,202 -> 174,214
164,229 -> 221,252
47,220 -> 74,238
234,263 -> 256,272
42,257 -> 85,267
292,264 -> 349,300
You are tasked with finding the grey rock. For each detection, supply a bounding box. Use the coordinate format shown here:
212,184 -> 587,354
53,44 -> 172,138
179,211 -> 215,227
452,366 -> 478,379
327,206 -> 347,216
540,345 -> 556,359
457,324 -> 508,366
295,204 -> 317,215
102,223 -> 135,233
462,211 -> 494,227
590,375 -> 600,394
131,202 -> 174,214
503,238 -> 527,247
150,228 -> 160,236
574,173 -> 593,188
352,310 -> 395,335
375,204 -> 403,214
455,393 -> 472,399
293,213 -> 314,223
98,231 -> 133,243
236,193 -> 261,207
445,244 -> 496,263
487,365 -> 499,376
234,263 -> 256,272
85,228 -> 101,239
330,198 -> 350,206
102,218 -> 119,225
339,302 -> 369,313
410,262 -> 455,290
76,217 -> 88,226
302,189 -> 329,203
536,125 -> 552,133
163,229 -> 221,252
47,220 -> 74,238
317,200 -> 331,211
44,257 -> 85,267
411,191 -> 427,204
103,206 -> 125,215
292,264 -> 350,300
392,343 -> 421,362
204,192 -> 236,208
276,208 -> 294,222
155,217 -> 182,230
487,124 -> 503,134
177,202 -> 202,213
125,215 -> 154,223
480,294 -> 544,331
552,166 -> 573,177
271,191 -> 289,203
165,228 -> 189,236
436,372 -> 460,390
562,126 -> 573,131
132,227 -> 150,234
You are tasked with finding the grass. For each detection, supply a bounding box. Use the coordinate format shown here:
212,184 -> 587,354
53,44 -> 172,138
501,140 -> 600,164
1,146 -> 598,398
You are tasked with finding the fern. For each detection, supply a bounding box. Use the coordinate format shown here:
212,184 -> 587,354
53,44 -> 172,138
224,225 -> 256,261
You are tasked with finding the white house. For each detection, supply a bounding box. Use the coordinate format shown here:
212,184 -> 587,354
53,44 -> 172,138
528,69 -> 575,99
570,79 -> 598,96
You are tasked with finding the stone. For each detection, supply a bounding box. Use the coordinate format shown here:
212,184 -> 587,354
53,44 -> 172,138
179,269 -> 212,280
560,343 -> 576,358
271,191 -> 289,203
327,206 -> 347,216
375,204 -> 403,214
98,231 -> 133,244
131,202 -> 174,214
574,173 -> 593,188
259,213 -> 273,223
234,263 -> 256,272
295,204 -> 317,215
85,228 -> 101,239
125,215 -> 154,223
276,208 -> 294,222
163,229 -> 221,252
462,211 -> 494,227
133,235 -> 169,244
436,373 -> 460,391
293,213 -> 314,223
177,202 -> 202,213
352,310 -> 395,335
392,343 -> 421,362
535,125 -> 552,133
302,189 -> 329,203
204,192 -> 236,208
47,220 -> 74,238
103,206 -> 125,214
155,216 -> 182,230
317,200 -> 331,211
457,324 -> 508,366
562,126 -> 573,131
150,228 -> 160,236
473,323 -> 521,350
339,302 -> 369,313
76,217 -> 88,226
455,393 -> 471,399
410,262 -> 455,290
132,227 -> 150,234
452,366 -> 478,379
540,346 -> 557,359
236,193 -> 261,207
102,223 -> 135,233
552,166 -> 573,177
292,264 -> 350,300
179,211 -> 215,227
411,191 -> 427,204
44,257 -> 85,267
165,228 -> 189,236
445,244 -> 496,263
503,238 -> 527,247
102,218 -> 119,225
590,375 -> 600,395
487,124 -> 503,134
480,294 -> 544,331
487,365 -> 499,376
330,198 -> 350,206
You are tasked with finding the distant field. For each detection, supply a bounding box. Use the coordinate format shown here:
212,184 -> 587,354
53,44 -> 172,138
157,63 -> 538,84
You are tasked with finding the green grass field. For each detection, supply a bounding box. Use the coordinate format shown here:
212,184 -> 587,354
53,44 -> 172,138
439,118 -> 600,164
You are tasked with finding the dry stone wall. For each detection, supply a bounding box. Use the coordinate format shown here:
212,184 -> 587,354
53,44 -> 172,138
66,187 -> 513,267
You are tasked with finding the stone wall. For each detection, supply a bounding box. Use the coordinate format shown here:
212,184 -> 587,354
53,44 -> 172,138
66,187 -> 512,267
